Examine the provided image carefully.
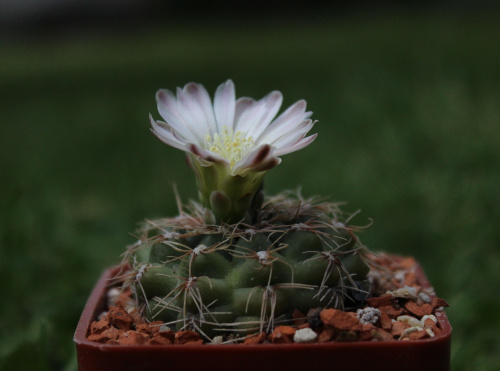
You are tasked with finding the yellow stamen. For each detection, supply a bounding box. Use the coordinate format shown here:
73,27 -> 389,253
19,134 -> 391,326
206,127 -> 254,168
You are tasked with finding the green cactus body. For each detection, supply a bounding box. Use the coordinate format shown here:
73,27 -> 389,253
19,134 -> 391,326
124,195 -> 372,338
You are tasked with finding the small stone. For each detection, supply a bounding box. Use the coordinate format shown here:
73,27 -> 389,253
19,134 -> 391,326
425,327 -> 435,337
99,327 -> 124,341
409,329 -> 429,340
418,292 -> 432,303
427,323 -> 442,336
371,327 -> 393,341
90,320 -> 110,335
400,326 -> 423,340
147,335 -> 173,345
307,307 -> 323,329
158,330 -> 176,343
421,315 -> 437,326
97,311 -> 108,321
358,324 -> 375,341
320,309 -> 362,331
366,294 -> 393,308
174,330 -> 202,345
378,311 -> 393,332
243,332 -> 267,345
107,288 -> 122,308
148,321 -> 164,335
397,315 -> 422,328
391,321 -> 410,337
210,336 -> 224,345
293,328 -> 318,343
357,307 -> 381,325
269,326 -> 296,344
118,331 -> 148,345
136,323 -> 153,336
378,305 -> 404,319
388,286 -> 418,301
431,297 -> 450,311
159,325 -> 172,332
405,301 -> 433,317
87,333 -> 109,344
421,315 -> 440,337
106,306 -> 134,330
318,327 -> 336,342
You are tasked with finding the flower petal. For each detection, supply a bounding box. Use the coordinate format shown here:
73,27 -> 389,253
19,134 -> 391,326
255,99 -> 311,145
156,89 -> 200,143
268,119 -> 315,148
213,79 -> 236,131
273,133 -> 318,157
176,83 -> 217,137
251,156 -> 281,172
233,97 -> 256,131
232,144 -> 273,173
186,143 -> 229,165
149,115 -> 187,151
234,91 -> 282,139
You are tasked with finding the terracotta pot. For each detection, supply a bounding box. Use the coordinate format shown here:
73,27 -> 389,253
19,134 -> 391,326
74,260 -> 451,371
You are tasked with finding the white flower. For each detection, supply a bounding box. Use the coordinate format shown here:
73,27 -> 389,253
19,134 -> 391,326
150,79 -> 316,174
149,80 -> 317,222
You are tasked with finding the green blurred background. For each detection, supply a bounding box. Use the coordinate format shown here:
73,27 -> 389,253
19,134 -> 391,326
1,2 -> 499,370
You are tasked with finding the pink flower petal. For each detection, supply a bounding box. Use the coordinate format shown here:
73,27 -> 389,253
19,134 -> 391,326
156,89 -> 200,143
234,91 -> 282,139
214,79 -> 236,131
273,134 -> 317,157
150,115 -> 186,151
255,99 -> 312,145
269,119 -> 315,148
186,143 -> 228,165
176,83 -> 217,136
232,144 -> 273,173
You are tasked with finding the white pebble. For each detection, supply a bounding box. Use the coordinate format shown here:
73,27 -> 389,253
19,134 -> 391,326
293,328 -> 318,343
418,292 -> 432,303
211,336 -> 224,344
159,325 -> 172,332
98,311 -> 107,321
397,315 -> 422,328
425,328 -> 435,337
388,286 -> 418,301
357,307 -> 381,325
107,288 -> 121,307
403,286 -> 418,296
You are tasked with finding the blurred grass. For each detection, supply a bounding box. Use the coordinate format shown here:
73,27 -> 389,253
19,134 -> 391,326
1,11 -> 499,370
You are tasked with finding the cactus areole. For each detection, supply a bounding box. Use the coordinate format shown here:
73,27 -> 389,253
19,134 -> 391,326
125,81 -> 374,339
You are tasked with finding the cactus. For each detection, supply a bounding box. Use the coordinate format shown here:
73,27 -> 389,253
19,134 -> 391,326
123,193 -> 372,339
120,80 -> 376,340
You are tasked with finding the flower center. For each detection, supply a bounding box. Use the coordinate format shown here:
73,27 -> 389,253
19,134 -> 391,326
206,127 -> 254,168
